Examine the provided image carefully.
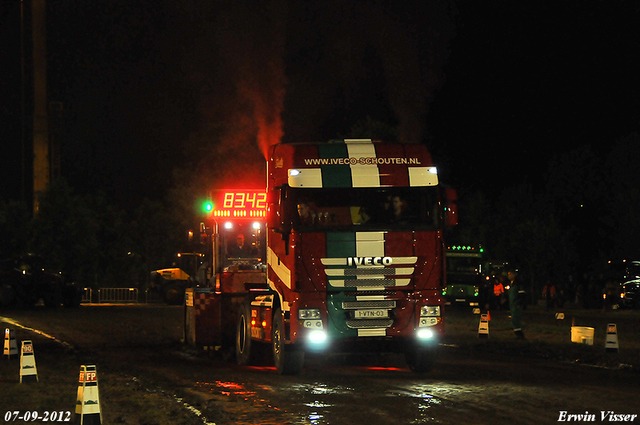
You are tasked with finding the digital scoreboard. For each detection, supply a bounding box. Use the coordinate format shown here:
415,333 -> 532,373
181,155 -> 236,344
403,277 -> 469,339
209,191 -> 267,219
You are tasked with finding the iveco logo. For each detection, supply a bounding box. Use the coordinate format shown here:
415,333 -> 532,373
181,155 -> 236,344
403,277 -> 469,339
347,257 -> 392,266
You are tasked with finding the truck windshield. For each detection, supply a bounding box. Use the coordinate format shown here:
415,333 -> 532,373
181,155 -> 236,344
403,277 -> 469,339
292,187 -> 440,231
221,222 -> 266,270
447,256 -> 483,283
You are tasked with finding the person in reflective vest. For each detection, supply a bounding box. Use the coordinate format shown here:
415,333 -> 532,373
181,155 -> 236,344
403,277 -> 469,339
542,281 -> 557,310
492,276 -> 505,310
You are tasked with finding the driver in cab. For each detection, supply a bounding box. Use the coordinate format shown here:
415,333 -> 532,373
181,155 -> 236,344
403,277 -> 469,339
227,234 -> 256,258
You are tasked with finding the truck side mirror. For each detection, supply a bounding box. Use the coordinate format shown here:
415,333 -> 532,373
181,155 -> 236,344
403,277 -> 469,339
267,189 -> 281,231
444,187 -> 458,227
268,187 -> 291,255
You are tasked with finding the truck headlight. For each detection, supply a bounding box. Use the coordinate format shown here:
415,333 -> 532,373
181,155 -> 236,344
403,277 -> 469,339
420,306 -> 441,317
307,330 -> 328,344
417,329 -> 435,339
298,308 -> 321,319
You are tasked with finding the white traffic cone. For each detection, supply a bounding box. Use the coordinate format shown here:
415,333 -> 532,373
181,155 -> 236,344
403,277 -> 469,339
477,313 -> 489,338
75,365 -> 102,425
4,328 -> 18,359
605,323 -> 619,353
19,340 -> 38,383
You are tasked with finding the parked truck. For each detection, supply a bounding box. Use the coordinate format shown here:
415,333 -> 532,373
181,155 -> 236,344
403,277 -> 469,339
184,139 -> 457,374
0,254 -> 82,308
443,245 -> 486,309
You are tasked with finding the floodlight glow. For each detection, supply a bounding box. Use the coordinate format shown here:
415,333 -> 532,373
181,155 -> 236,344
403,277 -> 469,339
307,330 -> 328,344
417,329 -> 434,339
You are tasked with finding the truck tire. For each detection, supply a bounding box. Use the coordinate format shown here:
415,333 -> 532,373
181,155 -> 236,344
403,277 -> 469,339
236,302 -> 256,365
163,283 -> 184,305
272,308 -> 304,375
405,343 -> 438,373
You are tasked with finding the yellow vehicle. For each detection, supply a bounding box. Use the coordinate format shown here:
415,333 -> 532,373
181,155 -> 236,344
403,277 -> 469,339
150,252 -> 205,305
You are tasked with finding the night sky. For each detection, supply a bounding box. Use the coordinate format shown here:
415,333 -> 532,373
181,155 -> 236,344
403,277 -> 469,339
1,1 -> 639,208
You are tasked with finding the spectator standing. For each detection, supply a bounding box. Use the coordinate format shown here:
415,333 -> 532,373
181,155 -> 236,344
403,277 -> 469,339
542,280 -> 557,310
507,268 -> 526,339
492,275 -> 506,310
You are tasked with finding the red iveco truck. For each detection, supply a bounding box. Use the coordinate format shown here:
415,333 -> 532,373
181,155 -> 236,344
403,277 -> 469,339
184,139 -> 457,374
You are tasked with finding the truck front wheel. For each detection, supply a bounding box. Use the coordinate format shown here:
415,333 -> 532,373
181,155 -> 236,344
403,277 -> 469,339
272,308 -> 304,375
405,343 -> 438,373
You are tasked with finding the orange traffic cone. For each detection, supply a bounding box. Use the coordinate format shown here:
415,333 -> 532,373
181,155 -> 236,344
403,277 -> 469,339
4,328 -> 18,359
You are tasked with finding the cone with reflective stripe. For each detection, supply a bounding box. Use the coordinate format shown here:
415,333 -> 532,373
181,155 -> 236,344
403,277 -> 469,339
3,328 -> 18,359
19,340 -> 38,383
75,365 -> 101,425
478,313 -> 489,338
605,323 -> 619,353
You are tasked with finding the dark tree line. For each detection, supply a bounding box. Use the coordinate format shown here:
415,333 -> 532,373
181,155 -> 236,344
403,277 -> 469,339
449,132 -> 640,298
0,178 -> 189,290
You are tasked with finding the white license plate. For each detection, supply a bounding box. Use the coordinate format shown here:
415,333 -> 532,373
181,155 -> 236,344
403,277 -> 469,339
355,309 -> 389,319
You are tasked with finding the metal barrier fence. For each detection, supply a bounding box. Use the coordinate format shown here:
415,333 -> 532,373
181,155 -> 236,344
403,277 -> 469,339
81,288 -> 93,303
99,288 -> 139,303
81,288 -> 178,304
98,288 -> 138,304
81,288 -> 140,304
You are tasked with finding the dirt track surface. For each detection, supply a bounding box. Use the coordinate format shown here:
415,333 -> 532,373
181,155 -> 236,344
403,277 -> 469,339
2,304 -> 640,424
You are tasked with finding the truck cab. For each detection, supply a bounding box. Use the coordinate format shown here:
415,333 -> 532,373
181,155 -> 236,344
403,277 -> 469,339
185,140 -> 457,374
443,245 -> 485,309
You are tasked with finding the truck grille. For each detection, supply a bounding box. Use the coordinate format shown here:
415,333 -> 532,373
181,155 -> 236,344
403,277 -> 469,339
342,268 -> 403,276
346,318 -> 394,329
342,278 -> 396,287
322,254 -> 418,334
352,290 -> 396,296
